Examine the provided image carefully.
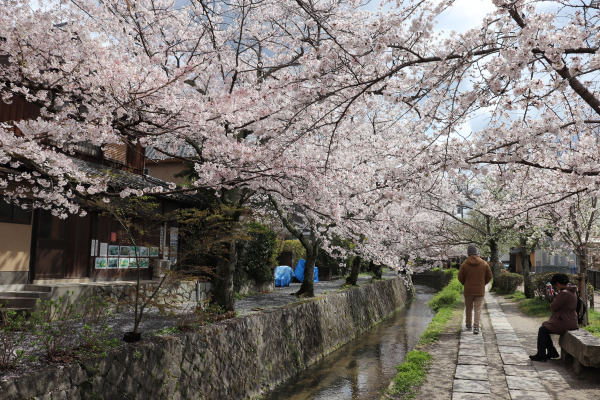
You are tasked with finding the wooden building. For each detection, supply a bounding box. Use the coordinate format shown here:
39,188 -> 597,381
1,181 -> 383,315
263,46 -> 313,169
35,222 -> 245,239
0,96 -> 199,285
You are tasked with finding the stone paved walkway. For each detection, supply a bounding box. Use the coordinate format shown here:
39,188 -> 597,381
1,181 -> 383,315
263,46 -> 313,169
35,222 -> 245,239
452,289 -> 553,400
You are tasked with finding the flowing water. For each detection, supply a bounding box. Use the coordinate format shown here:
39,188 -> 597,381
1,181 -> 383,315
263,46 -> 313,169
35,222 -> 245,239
263,285 -> 437,400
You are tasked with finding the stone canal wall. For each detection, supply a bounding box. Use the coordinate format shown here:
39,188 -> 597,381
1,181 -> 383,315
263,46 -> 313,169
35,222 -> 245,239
0,277 -> 409,400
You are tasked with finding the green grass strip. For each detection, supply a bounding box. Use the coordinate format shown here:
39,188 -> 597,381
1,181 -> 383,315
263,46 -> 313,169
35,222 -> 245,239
387,350 -> 433,398
503,291 -> 552,318
584,307 -> 600,339
387,270 -> 462,399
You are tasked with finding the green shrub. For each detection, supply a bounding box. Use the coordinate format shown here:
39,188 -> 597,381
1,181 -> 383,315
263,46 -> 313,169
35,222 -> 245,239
531,272 -> 593,303
273,239 -> 306,267
493,272 -> 523,294
30,292 -> 121,361
30,294 -> 78,360
235,222 -> 277,287
0,309 -> 27,370
75,296 -> 120,358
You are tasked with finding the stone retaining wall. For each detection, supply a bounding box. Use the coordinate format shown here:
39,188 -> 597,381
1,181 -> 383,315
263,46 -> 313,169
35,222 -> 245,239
411,270 -> 454,290
0,277 -> 409,400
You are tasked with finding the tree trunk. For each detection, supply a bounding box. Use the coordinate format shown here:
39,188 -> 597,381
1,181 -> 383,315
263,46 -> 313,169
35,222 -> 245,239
346,256 -> 361,286
519,238 -> 534,299
297,237 -> 317,297
577,247 -> 589,326
489,238 -> 500,280
213,238 -> 238,311
370,260 -> 382,279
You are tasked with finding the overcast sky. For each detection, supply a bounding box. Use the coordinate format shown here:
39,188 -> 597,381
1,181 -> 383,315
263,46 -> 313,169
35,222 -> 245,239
435,0 -> 496,33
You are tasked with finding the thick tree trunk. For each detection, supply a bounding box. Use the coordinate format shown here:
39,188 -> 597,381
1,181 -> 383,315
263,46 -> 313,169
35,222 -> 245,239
519,238 -> 534,299
489,238 -> 501,290
346,256 -> 361,286
370,260 -> 382,280
213,238 -> 238,311
489,239 -> 500,277
297,238 -> 317,297
577,247 -> 589,325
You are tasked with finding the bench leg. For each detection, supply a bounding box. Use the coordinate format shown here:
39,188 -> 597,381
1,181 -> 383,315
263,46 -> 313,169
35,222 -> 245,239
561,348 -> 573,366
573,358 -> 585,379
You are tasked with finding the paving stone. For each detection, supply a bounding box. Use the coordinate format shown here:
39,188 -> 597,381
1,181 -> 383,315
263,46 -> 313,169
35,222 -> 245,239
457,355 -> 488,365
498,345 -> 528,355
454,364 -> 488,381
458,346 -> 486,358
497,340 -> 521,347
452,378 -> 491,394
505,376 -> 545,391
460,335 -> 484,344
496,333 -> 519,341
503,365 -> 536,376
452,393 -> 491,400
491,324 -> 514,331
500,353 -> 531,365
509,390 -> 546,400
536,369 -> 567,384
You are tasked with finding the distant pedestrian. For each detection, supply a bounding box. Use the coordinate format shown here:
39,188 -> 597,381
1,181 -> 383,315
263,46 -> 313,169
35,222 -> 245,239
529,273 -> 578,361
458,245 -> 492,335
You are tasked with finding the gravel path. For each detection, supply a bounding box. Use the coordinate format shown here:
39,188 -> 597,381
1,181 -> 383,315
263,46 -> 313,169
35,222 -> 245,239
235,272 -> 396,316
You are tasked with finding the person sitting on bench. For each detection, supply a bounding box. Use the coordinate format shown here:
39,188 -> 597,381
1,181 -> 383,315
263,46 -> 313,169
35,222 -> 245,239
529,273 -> 578,361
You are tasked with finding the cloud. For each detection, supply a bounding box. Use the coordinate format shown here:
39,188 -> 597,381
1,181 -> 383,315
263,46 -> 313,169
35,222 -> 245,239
435,0 -> 496,33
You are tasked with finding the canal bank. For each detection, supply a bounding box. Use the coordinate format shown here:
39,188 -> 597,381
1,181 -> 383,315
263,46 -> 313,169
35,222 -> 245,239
389,286 -> 600,400
263,284 -> 436,400
0,272 -> 411,399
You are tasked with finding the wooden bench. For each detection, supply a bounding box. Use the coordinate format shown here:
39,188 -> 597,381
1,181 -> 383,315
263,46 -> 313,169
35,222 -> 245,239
559,328 -> 600,377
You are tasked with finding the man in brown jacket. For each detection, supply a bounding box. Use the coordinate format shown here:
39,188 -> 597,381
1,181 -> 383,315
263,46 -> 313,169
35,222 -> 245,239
529,273 -> 578,361
458,245 -> 492,334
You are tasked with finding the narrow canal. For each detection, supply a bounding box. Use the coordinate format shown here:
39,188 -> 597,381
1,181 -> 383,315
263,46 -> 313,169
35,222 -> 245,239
263,284 -> 437,400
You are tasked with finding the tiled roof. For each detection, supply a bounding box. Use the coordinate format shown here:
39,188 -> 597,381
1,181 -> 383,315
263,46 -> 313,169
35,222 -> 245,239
72,158 -> 205,205
145,144 -> 197,161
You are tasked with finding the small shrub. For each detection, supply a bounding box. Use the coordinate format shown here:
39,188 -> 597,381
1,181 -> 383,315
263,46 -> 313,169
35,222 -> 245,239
75,296 -> 120,358
235,222 -> 277,288
0,309 -> 27,370
30,293 -> 77,361
30,292 -> 120,361
273,240 -> 306,266
493,272 -> 523,294
176,301 -> 235,331
531,272 -> 593,304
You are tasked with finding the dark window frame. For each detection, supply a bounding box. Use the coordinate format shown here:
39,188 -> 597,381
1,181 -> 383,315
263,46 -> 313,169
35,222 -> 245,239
0,199 -> 32,224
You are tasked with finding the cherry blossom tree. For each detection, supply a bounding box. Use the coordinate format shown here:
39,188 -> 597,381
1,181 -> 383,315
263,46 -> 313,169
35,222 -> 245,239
5,0 -> 600,301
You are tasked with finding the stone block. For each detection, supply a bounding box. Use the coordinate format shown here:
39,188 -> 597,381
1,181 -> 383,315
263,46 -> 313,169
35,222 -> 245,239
0,381 -> 19,400
452,378 -> 491,394
505,375 -> 545,391
509,390 -> 545,400
559,329 -> 600,367
454,364 -> 488,381
105,362 -> 126,386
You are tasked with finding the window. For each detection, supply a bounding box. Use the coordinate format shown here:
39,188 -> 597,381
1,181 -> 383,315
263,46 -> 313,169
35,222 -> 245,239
0,199 -> 31,224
